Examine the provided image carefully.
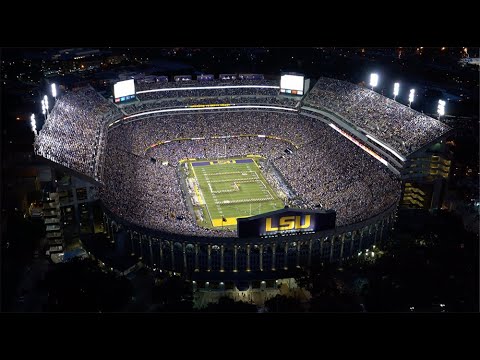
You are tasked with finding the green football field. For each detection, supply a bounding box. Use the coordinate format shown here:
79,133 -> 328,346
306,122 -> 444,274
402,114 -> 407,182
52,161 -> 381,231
189,158 -> 285,229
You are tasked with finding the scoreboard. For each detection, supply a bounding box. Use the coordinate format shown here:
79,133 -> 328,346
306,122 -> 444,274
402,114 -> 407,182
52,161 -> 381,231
113,79 -> 136,103
280,73 -> 305,96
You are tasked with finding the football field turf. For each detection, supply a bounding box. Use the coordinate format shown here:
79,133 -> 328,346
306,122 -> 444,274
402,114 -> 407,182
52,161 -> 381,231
189,158 -> 284,228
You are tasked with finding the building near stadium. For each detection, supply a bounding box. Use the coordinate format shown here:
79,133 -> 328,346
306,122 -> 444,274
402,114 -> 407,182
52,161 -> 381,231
34,74 -> 452,288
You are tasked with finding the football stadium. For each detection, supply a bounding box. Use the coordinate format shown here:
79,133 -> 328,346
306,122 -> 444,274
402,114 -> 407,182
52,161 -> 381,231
33,73 -> 452,285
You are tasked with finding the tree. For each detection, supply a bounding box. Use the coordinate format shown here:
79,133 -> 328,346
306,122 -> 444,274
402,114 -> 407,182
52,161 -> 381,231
201,296 -> 257,312
43,258 -> 132,312
264,295 -> 304,312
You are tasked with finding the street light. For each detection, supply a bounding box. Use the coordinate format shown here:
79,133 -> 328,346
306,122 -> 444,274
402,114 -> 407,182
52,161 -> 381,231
408,89 -> 415,107
51,83 -> 57,98
370,73 -> 379,90
393,82 -> 400,101
437,99 -> 446,119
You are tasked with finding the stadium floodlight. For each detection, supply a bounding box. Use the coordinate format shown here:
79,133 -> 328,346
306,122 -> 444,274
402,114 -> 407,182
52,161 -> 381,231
43,94 -> 49,110
437,99 -> 446,118
408,89 -> 415,107
370,73 -> 379,89
393,82 -> 400,101
51,83 -> 57,98
41,99 -> 46,115
30,114 -> 37,135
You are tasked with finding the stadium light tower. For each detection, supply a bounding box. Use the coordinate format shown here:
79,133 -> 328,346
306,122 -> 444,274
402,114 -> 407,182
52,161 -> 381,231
30,114 -> 37,136
41,99 -> 46,120
51,83 -> 57,98
408,89 -> 415,107
437,100 -> 446,119
393,82 -> 400,101
43,95 -> 49,115
370,73 -> 379,90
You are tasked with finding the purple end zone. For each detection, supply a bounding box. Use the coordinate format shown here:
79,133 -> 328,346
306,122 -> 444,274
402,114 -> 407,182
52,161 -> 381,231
235,159 -> 254,164
192,161 -> 211,167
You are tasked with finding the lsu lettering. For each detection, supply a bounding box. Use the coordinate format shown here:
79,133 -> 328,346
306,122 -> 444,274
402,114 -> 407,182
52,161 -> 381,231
266,215 -> 311,232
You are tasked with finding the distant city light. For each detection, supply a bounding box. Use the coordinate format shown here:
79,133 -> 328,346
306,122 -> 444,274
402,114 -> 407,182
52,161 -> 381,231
370,73 -> 379,88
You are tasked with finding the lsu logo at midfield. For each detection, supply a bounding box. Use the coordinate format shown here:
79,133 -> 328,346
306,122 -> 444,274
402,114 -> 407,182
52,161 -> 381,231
265,215 -> 311,232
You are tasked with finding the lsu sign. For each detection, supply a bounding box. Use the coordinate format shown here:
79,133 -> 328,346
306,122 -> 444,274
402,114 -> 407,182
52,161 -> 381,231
266,215 -> 311,232
237,208 -> 336,238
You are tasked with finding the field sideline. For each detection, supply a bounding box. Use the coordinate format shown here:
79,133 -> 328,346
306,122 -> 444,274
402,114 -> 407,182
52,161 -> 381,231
189,158 -> 284,229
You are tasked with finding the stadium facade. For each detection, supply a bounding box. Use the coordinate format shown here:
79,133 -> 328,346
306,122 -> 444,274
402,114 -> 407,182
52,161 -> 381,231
34,74 -> 452,286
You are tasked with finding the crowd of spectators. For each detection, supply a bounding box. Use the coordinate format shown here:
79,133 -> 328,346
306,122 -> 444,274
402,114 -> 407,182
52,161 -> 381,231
34,86 -> 122,181
275,126 -> 399,226
135,79 -> 280,101
122,96 -> 299,115
303,77 -> 451,156
35,82 -> 407,237
101,111 -> 400,236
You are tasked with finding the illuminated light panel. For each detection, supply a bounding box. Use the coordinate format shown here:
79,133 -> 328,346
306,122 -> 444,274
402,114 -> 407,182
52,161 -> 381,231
409,89 -> 415,103
369,73 -> 379,87
187,103 -> 232,108
393,82 -> 400,96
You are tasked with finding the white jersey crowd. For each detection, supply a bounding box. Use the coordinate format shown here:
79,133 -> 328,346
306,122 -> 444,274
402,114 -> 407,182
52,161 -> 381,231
34,75 -> 452,237
100,111 -> 400,237
303,77 -> 451,157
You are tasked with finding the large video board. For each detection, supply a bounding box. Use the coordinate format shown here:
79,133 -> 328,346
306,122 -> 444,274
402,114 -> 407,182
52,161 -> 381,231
280,74 -> 305,96
113,79 -> 136,103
